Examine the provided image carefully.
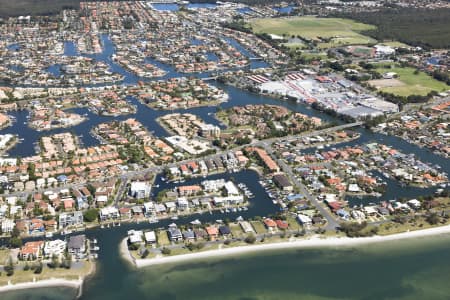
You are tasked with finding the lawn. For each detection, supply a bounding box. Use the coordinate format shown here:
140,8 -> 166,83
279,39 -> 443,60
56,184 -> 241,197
250,221 -> 267,234
156,231 -> 170,246
250,16 -> 376,48
229,223 -> 245,238
372,64 -> 449,96
0,249 -> 11,265
376,216 -> 450,236
0,260 -> 93,286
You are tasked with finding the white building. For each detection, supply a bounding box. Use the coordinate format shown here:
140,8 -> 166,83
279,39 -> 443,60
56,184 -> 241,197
43,239 -> 67,258
144,231 -> 156,244
129,181 -> 151,199
128,230 -> 143,244
100,207 -> 119,221
1,218 -> 15,233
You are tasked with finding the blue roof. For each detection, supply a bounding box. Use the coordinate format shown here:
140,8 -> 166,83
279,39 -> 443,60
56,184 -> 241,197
57,175 -> 68,181
287,194 -> 304,201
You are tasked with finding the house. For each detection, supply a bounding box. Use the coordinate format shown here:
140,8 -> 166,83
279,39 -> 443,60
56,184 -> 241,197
408,199 -> 421,210
224,181 -> 239,196
43,239 -> 67,259
59,211 -> 83,229
183,229 -> 196,241
178,185 -> 202,196
1,218 -> 15,233
263,218 -> 277,230
205,226 -> 219,241
128,230 -> 144,244
19,241 -> 44,260
144,231 -> 157,244
119,207 -> 132,219
273,174 -> 293,191
219,225 -> 231,237
100,207 -> 119,221
275,220 -> 289,230
127,206 -> 141,219
297,214 -> 312,226
129,181 -> 151,199
29,218 -> 45,234
167,223 -> 183,242
177,197 -> 189,211
239,221 -> 254,233
68,235 -> 86,258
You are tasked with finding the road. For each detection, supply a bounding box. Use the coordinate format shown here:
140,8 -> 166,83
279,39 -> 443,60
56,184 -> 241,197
261,144 -> 340,231
0,122 -> 362,212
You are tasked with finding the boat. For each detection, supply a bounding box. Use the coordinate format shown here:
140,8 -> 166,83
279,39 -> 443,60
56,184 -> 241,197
45,232 -> 54,238
190,219 -> 202,225
171,216 -> 179,220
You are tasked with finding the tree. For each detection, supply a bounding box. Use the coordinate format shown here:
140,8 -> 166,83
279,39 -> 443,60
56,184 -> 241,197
83,209 -> 99,222
161,247 -> 171,255
34,262 -> 43,274
426,213 -> 440,225
244,234 -> 256,244
4,257 -> 14,276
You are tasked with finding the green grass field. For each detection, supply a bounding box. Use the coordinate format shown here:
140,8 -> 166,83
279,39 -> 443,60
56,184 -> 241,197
373,65 -> 449,96
250,16 -> 376,48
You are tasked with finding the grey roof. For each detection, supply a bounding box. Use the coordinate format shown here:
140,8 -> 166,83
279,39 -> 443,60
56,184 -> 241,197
68,234 -> 86,249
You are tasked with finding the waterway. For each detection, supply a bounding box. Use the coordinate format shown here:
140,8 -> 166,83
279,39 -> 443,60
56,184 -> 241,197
3,227 -> 450,300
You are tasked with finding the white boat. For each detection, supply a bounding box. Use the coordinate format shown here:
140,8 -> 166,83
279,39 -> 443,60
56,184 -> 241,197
171,216 -> 179,220
45,232 -> 53,238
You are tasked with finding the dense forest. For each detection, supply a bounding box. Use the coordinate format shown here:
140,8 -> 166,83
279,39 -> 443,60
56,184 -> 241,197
334,8 -> 450,49
0,0 -> 79,16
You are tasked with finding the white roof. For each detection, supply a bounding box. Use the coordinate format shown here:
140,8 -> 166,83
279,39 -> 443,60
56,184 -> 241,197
144,231 -> 156,242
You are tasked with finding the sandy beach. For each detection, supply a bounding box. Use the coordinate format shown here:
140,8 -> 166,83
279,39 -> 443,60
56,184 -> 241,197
0,278 -> 82,294
126,224 -> 450,268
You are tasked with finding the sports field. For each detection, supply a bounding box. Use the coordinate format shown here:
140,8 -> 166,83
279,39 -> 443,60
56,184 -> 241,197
250,16 -> 377,48
370,65 -> 449,96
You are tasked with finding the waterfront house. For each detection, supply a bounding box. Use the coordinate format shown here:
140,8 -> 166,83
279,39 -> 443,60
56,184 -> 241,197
144,231 -> 157,244
239,221 -> 255,233
59,211 -> 84,229
68,235 -> 86,258
128,230 -> 144,244
205,226 -> 219,241
219,225 -> 232,237
129,181 -> 151,199
183,229 -> 196,241
263,218 -> 277,230
19,241 -> 44,260
167,224 -> 183,242
119,207 -> 132,219
43,239 -> 67,259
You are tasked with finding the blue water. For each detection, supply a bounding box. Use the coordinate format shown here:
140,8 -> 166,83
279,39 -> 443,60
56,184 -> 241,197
426,57 -> 441,66
187,3 -> 217,9
63,41 -> 78,56
273,5 -> 296,14
0,32 -> 447,207
7,43 -> 21,51
46,64 -> 62,77
8,65 -> 24,72
237,7 -> 254,15
151,3 -> 179,11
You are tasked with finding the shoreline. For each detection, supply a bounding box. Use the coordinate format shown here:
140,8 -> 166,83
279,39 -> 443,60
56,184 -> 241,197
0,278 -> 82,295
0,258 -> 96,297
124,224 -> 450,268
